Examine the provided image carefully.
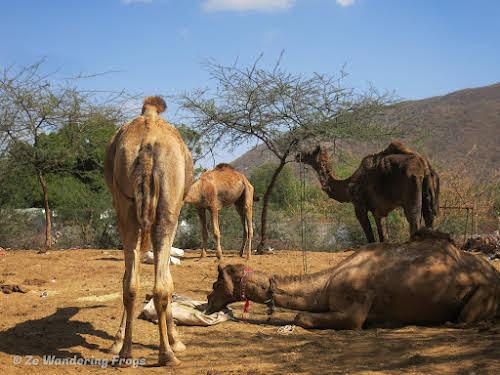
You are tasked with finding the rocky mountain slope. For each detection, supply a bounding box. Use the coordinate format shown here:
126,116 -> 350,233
231,82 -> 500,178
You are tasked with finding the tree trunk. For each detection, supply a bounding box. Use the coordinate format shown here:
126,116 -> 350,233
82,210 -> 94,245
38,170 -> 52,252
256,159 -> 287,252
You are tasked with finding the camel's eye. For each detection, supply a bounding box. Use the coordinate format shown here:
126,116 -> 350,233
212,280 -> 222,290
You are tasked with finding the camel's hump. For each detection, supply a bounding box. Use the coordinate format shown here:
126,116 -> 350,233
383,140 -> 414,155
214,163 -> 235,171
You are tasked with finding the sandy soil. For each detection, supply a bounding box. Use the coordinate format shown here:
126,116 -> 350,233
1,247 -> 499,375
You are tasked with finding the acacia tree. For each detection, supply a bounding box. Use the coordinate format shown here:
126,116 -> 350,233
0,60 -> 127,251
180,54 -> 401,251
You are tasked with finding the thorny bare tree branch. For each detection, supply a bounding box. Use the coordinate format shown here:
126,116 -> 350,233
178,53 -> 408,250
0,59 -> 134,250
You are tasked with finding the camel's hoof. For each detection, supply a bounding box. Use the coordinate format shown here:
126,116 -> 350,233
108,341 -> 123,355
117,347 -> 133,361
159,352 -> 181,367
172,341 -> 186,353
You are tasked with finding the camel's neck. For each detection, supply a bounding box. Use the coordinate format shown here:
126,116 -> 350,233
142,106 -> 158,117
244,270 -> 332,312
304,154 -> 352,203
183,180 -> 202,206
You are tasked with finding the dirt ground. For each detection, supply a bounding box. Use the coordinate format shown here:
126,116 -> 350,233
1,247 -> 500,375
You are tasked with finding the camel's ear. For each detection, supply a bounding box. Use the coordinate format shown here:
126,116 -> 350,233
217,264 -> 224,278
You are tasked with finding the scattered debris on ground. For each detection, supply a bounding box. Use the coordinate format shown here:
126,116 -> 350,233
0,282 -> 28,294
462,235 -> 500,253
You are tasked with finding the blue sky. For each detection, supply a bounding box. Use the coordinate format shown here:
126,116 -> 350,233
1,0 -> 499,165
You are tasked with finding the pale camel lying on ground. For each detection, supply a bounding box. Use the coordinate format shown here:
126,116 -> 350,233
207,229 -> 500,329
184,163 -> 257,259
104,96 -> 194,366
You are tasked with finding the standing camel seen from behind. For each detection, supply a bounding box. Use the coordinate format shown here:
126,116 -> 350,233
104,96 -> 194,366
184,163 -> 257,259
296,140 -> 439,242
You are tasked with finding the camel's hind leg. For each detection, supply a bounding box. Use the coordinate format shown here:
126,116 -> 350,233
457,286 -> 498,325
244,187 -> 254,258
209,207 -> 223,260
118,236 -> 141,360
234,201 -> 248,257
403,176 -> 423,237
374,215 -> 388,242
422,173 -> 437,229
109,198 -> 141,359
152,211 -> 183,366
354,205 -> 376,243
109,307 -> 126,355
403,203 -> 422,237
235,191 -> 253,258
197,208 -> 208,258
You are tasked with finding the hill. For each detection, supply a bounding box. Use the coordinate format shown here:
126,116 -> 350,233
231,82 -> 500,178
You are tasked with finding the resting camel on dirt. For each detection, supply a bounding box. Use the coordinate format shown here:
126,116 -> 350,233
184,163 -> 257,259
207,229 -> 500,329
104,96 -> 194,366
296,140 -> 439,242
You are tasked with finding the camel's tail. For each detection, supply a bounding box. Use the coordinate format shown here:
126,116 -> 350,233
253,193 -> 260,202
133,142 -> 160,252
130,96 -> 166,251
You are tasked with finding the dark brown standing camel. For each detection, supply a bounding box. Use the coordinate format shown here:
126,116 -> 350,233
184,163 -> 257,259
296,140 -> 439,242
207,229 -> 500,329
104,96 -> 194,366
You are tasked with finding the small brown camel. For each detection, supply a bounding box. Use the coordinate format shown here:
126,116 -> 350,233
207,229 -> 500,329
104,96 -> 194,366
184,163 -> 257,259
296,140 -> 439,242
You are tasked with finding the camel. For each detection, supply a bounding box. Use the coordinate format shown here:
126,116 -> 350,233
206,229 -> 500,329
103,96 -> 194,366
184,163 -> 257,259
296,140 -> 440,243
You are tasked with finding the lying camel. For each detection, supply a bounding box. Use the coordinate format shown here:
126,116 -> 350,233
206,229 -> 500,329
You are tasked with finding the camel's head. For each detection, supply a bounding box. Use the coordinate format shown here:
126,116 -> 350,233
206,264 -> 246,314
141,96 -> 166,115
295,145 -> 324,166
